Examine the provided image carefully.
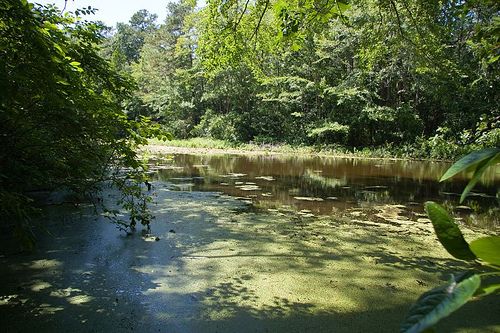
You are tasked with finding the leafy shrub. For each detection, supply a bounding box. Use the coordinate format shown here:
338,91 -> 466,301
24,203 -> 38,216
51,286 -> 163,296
0,1 -> 165,246
349,105 -> 423,147
413,128 -> 469,160
192,109 -> 238,141
167,119 -> 192,139
307,121 -> 349,145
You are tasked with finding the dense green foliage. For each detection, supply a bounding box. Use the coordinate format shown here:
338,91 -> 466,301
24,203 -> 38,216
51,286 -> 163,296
107,0 -> 498,159
0,0 -> 164,246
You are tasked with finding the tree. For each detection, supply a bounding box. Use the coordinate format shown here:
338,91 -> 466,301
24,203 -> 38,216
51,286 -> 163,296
192,0 -> 498,151
132,0 -> 204,137
121,0 -> 498,157
108,9 -> 159,70
0,0 -> 164,248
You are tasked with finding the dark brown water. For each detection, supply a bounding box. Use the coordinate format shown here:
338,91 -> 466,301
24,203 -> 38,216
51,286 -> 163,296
150,153 -> 499,218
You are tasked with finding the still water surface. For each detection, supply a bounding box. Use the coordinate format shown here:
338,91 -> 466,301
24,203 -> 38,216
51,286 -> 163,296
1,153 -> 498,332
150,153 -> 499,219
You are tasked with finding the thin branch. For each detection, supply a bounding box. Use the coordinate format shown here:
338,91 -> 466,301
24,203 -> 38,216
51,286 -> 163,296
389,0 -> 406,38
235,0 -> 251,31
400,0 -> 425,39
250,0 -> 269,41
335,0 -> 349,26
387,0 -> 447,75
303,0 -> 338,29
302,0 -> 350,33
377,3 -> 384,35
61,0 -> 69,14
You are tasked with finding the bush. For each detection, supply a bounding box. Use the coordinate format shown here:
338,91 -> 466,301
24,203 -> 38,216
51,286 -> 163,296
192,109 -> 238,141
307,122 -> 350,145
349,105 -> 423,146
0,1 -> 161,246
414,128 -> 470,160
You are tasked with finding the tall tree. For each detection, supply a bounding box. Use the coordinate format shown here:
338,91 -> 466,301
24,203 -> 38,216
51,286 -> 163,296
0,0 -> 163,247
133,0 -> 203,137
108,9 -> 159,70
126,0 -> 499,154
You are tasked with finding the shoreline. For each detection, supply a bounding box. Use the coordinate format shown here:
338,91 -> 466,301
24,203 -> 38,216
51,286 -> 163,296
143,141 -> 450,163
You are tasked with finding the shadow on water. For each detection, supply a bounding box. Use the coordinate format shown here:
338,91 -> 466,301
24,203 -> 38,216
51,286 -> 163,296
0,186 -> 498,332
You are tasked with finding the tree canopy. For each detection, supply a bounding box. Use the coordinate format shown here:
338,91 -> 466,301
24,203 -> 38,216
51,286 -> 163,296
108,0 -> 498,156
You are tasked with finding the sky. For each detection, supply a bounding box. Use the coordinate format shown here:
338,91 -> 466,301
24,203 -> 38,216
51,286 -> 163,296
32,0 -> 175,26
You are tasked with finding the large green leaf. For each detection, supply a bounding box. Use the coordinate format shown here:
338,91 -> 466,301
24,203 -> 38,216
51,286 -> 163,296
470,236 -> 500,267
476,283 -> 500,297
440,148 -> 500,182
459,153 -> 500,203
424,202 -> 476,261
400,273 -> 481,333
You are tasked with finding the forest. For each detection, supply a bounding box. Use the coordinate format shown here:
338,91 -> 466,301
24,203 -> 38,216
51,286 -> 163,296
103,0 -> 499,159
0,1 -> 499,332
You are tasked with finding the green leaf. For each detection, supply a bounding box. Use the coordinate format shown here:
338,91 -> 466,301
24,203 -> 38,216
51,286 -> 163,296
470,236 -> 500,266
400,273 -> 481,333
440,148 -> 500,182
487,54 -> 500,64
424,202 -> 476,261
476,283 -> 500,297
291,42 -> 301,51
53,43 -> 64,55
43,21 -> 58,31
460,153 -> 500,202
335,2 -> 351,13
56,79 -> 70,86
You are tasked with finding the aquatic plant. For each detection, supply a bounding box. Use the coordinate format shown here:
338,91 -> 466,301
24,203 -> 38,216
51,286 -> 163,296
401,148 -> 500,332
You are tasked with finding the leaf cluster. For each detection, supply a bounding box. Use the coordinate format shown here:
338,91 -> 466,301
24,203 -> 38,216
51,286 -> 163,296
401,149 -> 500,332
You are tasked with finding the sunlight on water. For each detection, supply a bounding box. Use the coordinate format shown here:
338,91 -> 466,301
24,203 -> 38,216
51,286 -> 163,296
149,154 -> 499,226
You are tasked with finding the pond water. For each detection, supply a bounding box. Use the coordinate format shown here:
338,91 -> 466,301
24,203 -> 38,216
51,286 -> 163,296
2,153 -> 499,332
150,153 -> 499,223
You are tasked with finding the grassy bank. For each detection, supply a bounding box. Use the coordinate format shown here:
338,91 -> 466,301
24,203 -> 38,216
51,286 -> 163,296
148,137 -> 460,161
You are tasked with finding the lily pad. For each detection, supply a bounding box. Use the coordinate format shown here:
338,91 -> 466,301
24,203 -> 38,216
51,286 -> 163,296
237,185 -> 261,191
173,183 -> 194,191
364,185 -> 389,190
255,176 -> 275,181
294,196 -> 324,201
223,173 -> 247,178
